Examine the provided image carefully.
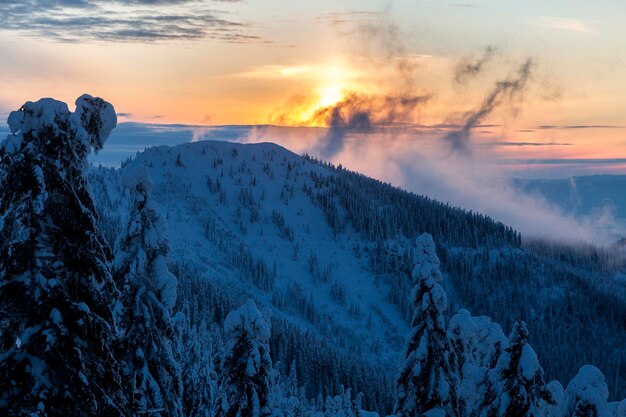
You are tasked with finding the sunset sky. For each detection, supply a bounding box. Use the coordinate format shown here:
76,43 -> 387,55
2,0 -> 626,162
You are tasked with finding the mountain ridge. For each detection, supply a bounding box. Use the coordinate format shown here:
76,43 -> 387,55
88,139 -> 626,412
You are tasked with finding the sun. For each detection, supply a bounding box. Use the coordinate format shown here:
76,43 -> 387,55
273,63 -> 359,127
316,83 -> 345,109
287,83 -> 347,127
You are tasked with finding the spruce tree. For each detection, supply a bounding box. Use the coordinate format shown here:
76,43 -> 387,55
480,320 -> 554,417
394,233 -> 461,417
0,96 -> 126,416
113,163 -> 183,417
324,387 -> 361,417
218,299 -> 274,417
172,310 -> 218,417
272,360 -> 303,417
448,309 -> 508,416
560,366 -> 608,417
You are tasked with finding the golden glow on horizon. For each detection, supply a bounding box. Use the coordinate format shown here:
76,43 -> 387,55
298,83 -> 348,126
3,0 -> 626,164
264,62 -> 364,127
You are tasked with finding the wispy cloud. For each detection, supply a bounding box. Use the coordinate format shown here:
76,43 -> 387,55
532,16 -> 595,34
316,11 -> 384,27
536,125 -> 624,130
226,65 -> 315,79
0,0 -> 266,43
501,158 -> 626,165
480,141 -> 574,147
447,3 -> 475,8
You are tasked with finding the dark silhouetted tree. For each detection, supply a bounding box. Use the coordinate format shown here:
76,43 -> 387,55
0,95 -> 126,416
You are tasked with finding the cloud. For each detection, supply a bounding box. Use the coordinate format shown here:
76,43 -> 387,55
316,11 -> 384,27
536,125 -> 625,130
480,141 -> 573,147
0,0 -> 267,43
502,158 -> 626,165
532,16 -> 595,34
82,119 -> 624,244
226,65 -> 316,79
232,126 -> 620,244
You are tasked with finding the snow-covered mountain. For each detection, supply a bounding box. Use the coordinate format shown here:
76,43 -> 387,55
89,140 -> 626,413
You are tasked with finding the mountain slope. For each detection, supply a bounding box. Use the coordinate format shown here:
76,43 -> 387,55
89,140 -> 626,412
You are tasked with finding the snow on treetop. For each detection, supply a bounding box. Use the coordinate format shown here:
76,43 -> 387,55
519,344 -> 541,380
224,299 -> 271,342
448,309 -> 478,340
73,94 -> 117,152
412,233 -> 443,284
7,98 -> 70,136
547,380 -> 564,404
122,162 -> 153,195
562,365 -> 609,415
3,95 -> 116,155
566,365 -> 609,399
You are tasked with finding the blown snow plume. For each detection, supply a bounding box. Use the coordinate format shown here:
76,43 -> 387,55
454,46 -> 496,84
312,92 -> 431,159
444,58 -> 533,153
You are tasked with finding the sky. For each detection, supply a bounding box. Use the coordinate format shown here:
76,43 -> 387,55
2,0 -> 626,241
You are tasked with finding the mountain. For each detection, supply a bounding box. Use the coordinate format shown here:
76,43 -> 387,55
514,175 -> 626,240
88,140 -> 626,413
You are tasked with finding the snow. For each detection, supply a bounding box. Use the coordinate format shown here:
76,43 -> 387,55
73,93 -> 117,152
83,138 -> 626,415
614,399 -> 626,417
7,109 -> 24,134
6,98 -> 70,136
423,407 -> 445,417
3,98 -> 69,155
121,162 -> 153,194
562,365 -> 609,417
224,299 -> 271,343
520,344 -> 540,380
101,140 -> 409,361
49,308 -> 63,325
1,131 -> 22,154
413,233 -> 443,285
153,255 -> 178,311
2,95 -> 117,162
547,380 -> 564,405
567,365 -> 608,395
448,309 -> 477,341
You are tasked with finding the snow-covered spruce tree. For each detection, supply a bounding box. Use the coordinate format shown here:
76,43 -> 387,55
218,299 -> 275,417
560,366 -> 608,417
542,381 -> 564,417
0,96 -> 126,416
113,163 -> 183,417
271,360 -> 304,417
171,310 -> 219,417
479,320 -> 554,417
324,387 -> 362,417
614,399 -> 626,417
394,233 -> 461,417
448,310 -> 507,416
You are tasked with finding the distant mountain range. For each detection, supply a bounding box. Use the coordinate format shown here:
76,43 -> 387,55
514,175 -> 626,231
